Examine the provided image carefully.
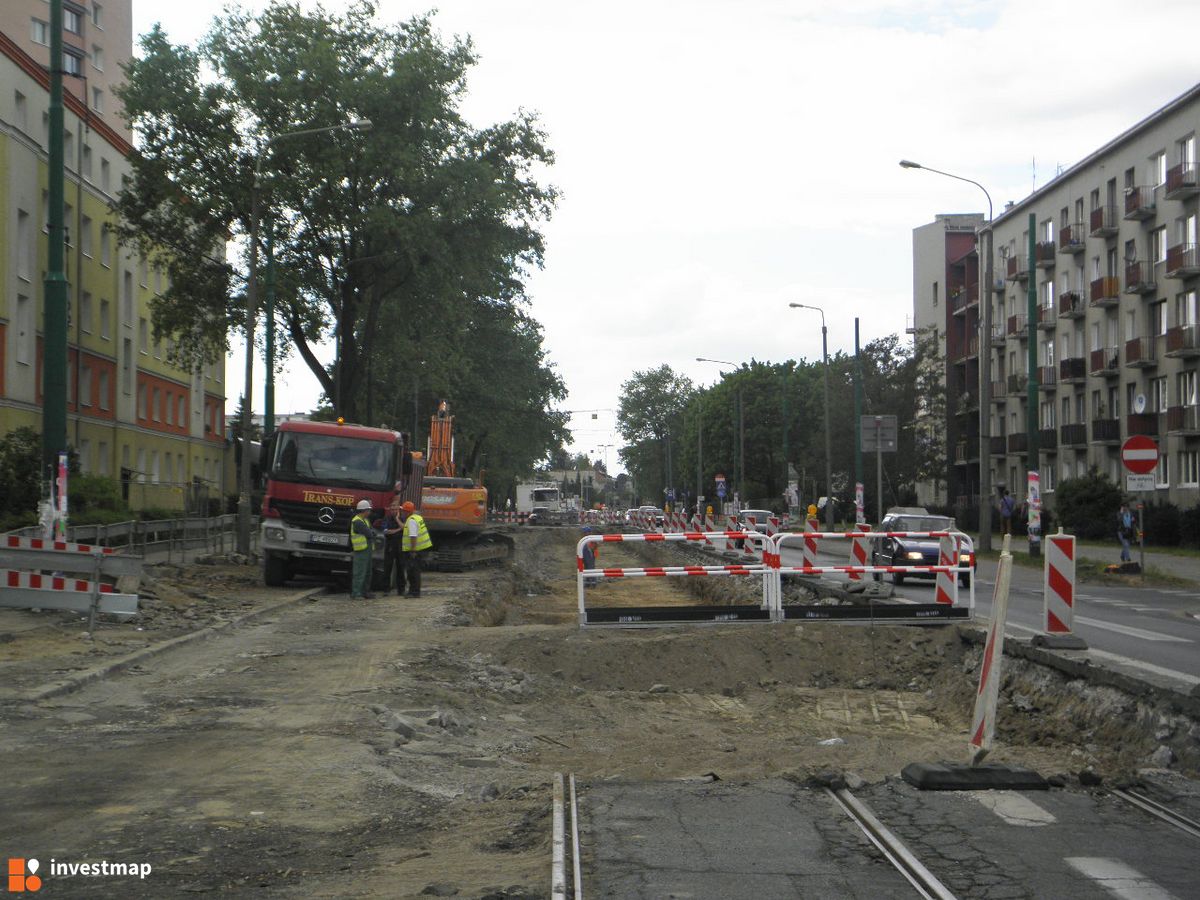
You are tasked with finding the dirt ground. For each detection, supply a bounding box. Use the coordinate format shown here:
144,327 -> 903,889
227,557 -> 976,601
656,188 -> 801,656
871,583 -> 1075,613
1,527 -> 1197,897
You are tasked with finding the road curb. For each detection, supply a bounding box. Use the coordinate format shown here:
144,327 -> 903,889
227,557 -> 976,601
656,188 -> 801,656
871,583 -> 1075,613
18,585 -> 326,704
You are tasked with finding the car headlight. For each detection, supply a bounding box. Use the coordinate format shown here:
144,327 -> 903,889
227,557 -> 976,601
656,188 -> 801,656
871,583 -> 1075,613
905,550 -> 924,560
265,527 -> 286,542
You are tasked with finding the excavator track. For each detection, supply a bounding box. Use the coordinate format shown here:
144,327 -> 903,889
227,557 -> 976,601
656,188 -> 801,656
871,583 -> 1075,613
429,530 -> 515,572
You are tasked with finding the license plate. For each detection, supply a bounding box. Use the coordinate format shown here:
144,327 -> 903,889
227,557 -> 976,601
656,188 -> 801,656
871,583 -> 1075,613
310,533 -> 346,546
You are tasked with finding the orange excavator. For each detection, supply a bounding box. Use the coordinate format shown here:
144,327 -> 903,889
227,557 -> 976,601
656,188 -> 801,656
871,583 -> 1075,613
420,401 -> 514,570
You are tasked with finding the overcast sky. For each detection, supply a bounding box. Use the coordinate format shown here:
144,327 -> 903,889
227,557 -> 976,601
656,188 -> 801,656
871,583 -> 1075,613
134,0 -> 1200,474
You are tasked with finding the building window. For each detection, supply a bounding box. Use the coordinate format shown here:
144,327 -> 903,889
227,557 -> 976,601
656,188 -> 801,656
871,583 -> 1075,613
1179,371 -> 1198,407
98,442 -> 109,475
1178,290 -> 1198,329
1156,453 -> 1170,489
1043,464 -> 1056,493
63,7 -> 82,34
177,396 -> 186,425
16,295 -> 33,365
166,391 -> 174,425
100,158 -> 110,192
80,365 -> 92,407
78,439 -> 90,473
31,18 -> 50,46
63,51 -> 83,77
100,228 -> 112,267
14,91 -> 27,131
81,144 -> 92,179
1151,300 -> 1168,336
98,370 -> 111,410
123,272 -> 133,324
139,259 -> 149,287
152,387 -> 161,422
1152,226 -> 1168,264
1181,451 -> 1200,487
80,215 -> 93,258
92,2 -> 103,28
80,291 -> 92,333
91,44 -> 103,71
137,383 -> 147,419
17,209 -> 32,280
1151,376 -> 1168,412
122,339 -> 133,394
99,298 -> 111,340
91,87 -> 103,113
1152,151 -> 1167,187
139,317 -> 148,354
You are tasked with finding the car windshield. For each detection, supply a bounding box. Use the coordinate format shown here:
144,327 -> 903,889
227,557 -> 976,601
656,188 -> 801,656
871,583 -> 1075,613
893,516 -> 955,533
271,432 -> 394,489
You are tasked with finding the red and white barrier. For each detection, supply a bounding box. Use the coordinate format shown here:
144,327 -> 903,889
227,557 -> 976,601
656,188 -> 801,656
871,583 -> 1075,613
970,536 -> 1014,762
801,518 -> 819,572
934,536 -> 958,605
847,524 -> 870,581
3,569 -> 116,593
3,534 -> 115,555
1032,531 -> 1087,649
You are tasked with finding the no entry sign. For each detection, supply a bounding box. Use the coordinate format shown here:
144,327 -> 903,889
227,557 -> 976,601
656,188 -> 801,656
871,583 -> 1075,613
1121,435 -> 1159,474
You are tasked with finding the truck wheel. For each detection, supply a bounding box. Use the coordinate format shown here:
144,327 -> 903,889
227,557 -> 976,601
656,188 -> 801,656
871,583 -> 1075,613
264,555 -> 290,587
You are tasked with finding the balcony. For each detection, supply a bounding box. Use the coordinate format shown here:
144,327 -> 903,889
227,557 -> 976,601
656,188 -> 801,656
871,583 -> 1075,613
1039,428 -> 1058,450
1007,432 -> 1028,453
1089,346 -> 1120,376
989,435 -> 1007,456
1127,412 -> 1159,437
953,440 -> 979,464
954,390 -> 979,414
1125,336 -> 1157,368
1167,405 -> 1200,436
1006,255 -> 1029,282
989,380 -> 1008,403
1089,275 -> 1121,308
1058,290 -> 1086,319
1165,162 -> 1198,200
1123,185 -> 1156,220
989,275 -> 1007,294
1124,260 -> 1156,295
1166,324 -> 1200,358
1092,418 -> 1121,443
989,323 -> 1007,347
1089,204 -> 1120,237
1038,365 -> 1057,390
1059,223 -> 1087,254
1007,313 -> 1028,338
1036,304 -> 1056,330
950,287 -> 974,315
1034,241 -> 1056,269
1060,423 -> 1088,446
952,336 -> 979,364
1007,373 -> 1028,395
1166,244 -> 1200,279
1059,357 -> 1087,383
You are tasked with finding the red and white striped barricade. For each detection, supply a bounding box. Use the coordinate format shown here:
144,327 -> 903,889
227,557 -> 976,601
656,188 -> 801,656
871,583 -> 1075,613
703,514 -> 716,546
969,536 -> 1015,763
741,516 -> 762,561
934,535 -> 958,605
576,530 -> 773,625
0,535 -> 141,621
1033,531 -> 1087,650
846,524 -> 871,581
801,518 -> 819,572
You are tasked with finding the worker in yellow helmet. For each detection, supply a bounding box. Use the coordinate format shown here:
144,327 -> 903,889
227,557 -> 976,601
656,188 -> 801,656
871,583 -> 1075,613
399,501 -> 433,597
349,499 -> 377,600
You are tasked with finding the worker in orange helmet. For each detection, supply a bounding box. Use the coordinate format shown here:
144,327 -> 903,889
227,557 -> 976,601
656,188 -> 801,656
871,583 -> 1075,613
399,500 -> 433,597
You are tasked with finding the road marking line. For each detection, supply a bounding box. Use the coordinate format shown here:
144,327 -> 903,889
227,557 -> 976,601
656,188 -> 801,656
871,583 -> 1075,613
1064,858 -> 1180,900
1074,616 -> 1191,642
972,792 -> 1056,826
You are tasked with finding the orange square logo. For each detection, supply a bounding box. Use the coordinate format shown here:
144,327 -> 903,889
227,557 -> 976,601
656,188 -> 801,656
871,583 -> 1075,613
6,859 -> 41,892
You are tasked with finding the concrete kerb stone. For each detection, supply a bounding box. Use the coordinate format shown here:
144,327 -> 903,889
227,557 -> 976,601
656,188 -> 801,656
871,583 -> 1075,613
19,584 -> 327,704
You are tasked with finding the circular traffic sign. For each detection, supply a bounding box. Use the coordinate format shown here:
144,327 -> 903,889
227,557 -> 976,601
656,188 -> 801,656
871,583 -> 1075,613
1121,435 -> 1159,474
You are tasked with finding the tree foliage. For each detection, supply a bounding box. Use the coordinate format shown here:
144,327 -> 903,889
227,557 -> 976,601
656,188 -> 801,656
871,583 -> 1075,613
116,2 -> 566,486
1053,469 -> 1123,540
616,366 -> 695,502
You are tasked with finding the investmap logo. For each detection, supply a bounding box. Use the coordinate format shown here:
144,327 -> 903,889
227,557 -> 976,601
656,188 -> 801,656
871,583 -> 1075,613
7,859 -> 41,893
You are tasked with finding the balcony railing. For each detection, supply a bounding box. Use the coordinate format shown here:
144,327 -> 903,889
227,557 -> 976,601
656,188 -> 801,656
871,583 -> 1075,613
1007,313 -> 1028,338
1166,243 -> 1199,279
1007,432 -> 1028,453
1092,418 -> 1121,443
953,440 -> 979,464
1124,260 -> 1157,294
1123,185 -> 1156,220
1167,405 -> 1200,435
1038,365 -> 1057,390
1036,303 -> 1056,330
1089,275 -> 1121,307
1039,427 -> 1058,450
1089,204 -> 1119,237
1058,290 -> 1086,318
989,380 -> 1007,403
989,435 -> 1007,456
951,289 -> 971,315
1166,324 -> 1200,358
1035,241 -> 1056,268
989,323 -> 1007,346
1059,357 -> 1087,382
1006,256 -> 1029,282
1127,412 -> 1159,436
1089,346 -> 1120,376
1059,223 -> 1086,254
990,275 -> 1007,294
1165,162 -> 1198,200
1060,423 -> 1087,446
1007,373 -> 1028,395
1125,336 -> 1157,368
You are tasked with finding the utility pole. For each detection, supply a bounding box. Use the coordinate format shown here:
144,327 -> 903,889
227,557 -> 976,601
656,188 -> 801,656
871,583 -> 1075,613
854,318 -> 863,523
43,0 -> 69,484
1026,213 -> 1040,556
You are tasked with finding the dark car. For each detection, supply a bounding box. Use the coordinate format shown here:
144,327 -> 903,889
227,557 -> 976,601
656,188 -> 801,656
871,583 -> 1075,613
872,509 -> 974,587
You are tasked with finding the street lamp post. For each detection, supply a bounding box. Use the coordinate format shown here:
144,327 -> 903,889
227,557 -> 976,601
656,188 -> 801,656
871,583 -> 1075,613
237,118 -> 373,555
696,358 -> 744,509
899,159 -> 995,552
789,304 -> 833,531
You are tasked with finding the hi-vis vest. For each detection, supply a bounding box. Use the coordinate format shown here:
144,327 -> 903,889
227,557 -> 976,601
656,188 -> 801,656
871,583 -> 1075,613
403,514 -> 433,552
350,512 -> 371,552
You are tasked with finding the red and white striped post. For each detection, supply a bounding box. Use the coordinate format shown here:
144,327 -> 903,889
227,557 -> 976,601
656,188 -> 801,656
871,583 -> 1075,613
1033,530 -> 1088,650
934,535 -> 958,605
801,517 -> 819,573
847,524 -> 870,581
969,535 -> 1014,764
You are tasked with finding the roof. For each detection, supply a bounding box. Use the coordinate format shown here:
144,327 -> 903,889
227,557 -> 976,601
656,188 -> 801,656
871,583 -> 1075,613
276,419 -> 400,442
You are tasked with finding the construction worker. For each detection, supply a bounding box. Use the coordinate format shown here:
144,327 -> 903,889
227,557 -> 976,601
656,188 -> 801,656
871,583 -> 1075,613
399,500 -> 433,597
349,499 -> 376,600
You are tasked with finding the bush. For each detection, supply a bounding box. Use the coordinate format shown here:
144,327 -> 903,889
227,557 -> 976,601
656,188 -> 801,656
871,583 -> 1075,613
1142,500 -> 1181,547
71,474 -> 128,515
0,427 -> 44,517
1051,470 -> 1122,540
1180,505 -> 1200,549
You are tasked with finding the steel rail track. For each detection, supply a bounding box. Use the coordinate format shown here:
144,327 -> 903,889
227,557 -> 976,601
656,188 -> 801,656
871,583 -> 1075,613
828,787 -> 959,900
552,772 -> 583,899
1111,787 -> 1200,840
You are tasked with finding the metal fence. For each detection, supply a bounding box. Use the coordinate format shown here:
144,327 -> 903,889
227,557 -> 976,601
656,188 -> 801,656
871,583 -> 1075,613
7,514 -> 259,564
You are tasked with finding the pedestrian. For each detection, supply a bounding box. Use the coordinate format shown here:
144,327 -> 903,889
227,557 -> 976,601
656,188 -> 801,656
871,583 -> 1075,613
349,499 -> 376,600
998,489 -> 1015,536
1117,502 -> 1134,563
381,501 -> 406,596
399,500 -> 433,597
580,526 -> 599,586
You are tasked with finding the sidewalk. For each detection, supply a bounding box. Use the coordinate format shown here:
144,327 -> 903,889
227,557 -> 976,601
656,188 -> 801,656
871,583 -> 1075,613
984,533 -> 1200,586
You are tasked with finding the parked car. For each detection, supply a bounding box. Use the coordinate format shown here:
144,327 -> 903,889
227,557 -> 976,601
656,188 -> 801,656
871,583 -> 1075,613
637,505 -> 666,528
872,507 -> 974,587
733,509 -> 774,548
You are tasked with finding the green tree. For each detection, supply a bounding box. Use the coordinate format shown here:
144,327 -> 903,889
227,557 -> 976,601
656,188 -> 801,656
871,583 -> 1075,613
0,427 -> 44,517
116,2 -> 558,426
1054,470 -> 1123,540
617,366 -> 695,502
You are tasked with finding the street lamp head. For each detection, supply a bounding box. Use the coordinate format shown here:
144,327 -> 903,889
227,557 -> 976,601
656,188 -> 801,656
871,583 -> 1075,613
348,118 -> 373,130
899,159 -> 922,169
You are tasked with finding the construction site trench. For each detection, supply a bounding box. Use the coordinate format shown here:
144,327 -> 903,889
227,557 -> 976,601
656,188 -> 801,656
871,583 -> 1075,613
1,525 -> 1198,898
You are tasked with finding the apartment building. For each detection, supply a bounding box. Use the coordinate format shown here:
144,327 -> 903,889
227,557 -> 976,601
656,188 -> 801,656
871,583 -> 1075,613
1,30 -> 230,512
0,0 -> 132,141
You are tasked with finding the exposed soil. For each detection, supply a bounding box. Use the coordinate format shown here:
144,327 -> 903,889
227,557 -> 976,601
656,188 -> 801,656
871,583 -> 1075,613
1,526 -> 1197,897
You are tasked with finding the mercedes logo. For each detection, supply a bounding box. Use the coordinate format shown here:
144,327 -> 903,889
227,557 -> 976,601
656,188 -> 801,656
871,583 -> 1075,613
317,507 -> 336,525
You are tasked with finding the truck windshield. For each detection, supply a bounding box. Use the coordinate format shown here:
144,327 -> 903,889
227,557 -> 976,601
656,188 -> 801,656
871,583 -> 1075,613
531,489 -> 559,503
271,432 -> 394,489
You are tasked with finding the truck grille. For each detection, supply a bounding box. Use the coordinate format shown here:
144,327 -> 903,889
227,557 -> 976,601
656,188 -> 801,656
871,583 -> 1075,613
271,499 -> 353,532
